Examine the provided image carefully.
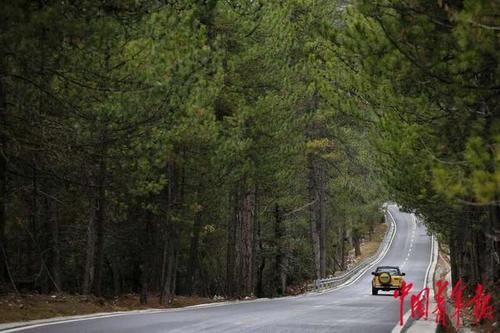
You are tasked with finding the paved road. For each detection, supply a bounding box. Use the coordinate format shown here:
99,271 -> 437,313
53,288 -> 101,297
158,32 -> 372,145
9,205 -> 432,333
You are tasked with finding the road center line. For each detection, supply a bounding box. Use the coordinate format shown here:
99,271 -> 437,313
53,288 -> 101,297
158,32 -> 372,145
391,215 -> 436,333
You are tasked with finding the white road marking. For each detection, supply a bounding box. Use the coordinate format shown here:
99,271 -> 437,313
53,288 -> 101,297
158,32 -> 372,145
391,214 -> 436,333
1,205 -> 401,333
0,310 -> 170,333
313,208 -> 398,295
423,234 -> 435,290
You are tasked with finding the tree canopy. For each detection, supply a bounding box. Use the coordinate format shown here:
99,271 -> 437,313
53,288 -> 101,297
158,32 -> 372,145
0,1 -> 497,322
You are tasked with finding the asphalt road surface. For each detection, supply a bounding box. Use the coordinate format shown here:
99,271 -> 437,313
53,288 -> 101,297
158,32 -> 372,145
9,204 -> 432,333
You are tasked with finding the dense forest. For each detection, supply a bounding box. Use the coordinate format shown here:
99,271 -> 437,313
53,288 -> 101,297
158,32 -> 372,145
0,0 -> 387,302
0,0 -> 498,316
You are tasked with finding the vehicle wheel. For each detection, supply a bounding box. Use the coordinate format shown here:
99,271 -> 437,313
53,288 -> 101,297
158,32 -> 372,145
372,287 -> 378,295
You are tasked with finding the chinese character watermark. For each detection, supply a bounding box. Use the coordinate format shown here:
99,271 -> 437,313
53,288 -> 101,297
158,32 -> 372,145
393,278 -> 494,328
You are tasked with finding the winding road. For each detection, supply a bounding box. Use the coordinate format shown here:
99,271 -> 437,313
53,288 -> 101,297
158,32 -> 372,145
4,204 -> 433,333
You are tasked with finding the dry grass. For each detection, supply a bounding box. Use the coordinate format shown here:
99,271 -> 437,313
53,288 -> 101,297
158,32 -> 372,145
358,222 -> 388,262
0,293 -> 214,323
340,222 -> 387,274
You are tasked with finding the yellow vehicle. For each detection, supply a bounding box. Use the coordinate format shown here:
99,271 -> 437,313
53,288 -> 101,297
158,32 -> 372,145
371,266 -> 405,295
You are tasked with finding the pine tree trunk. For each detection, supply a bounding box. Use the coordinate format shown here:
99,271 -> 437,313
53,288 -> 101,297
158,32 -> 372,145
31,159 -> 39,250
171,253 -> 178,302
487,203 -> 500,282
340,223 -> 346,270
47,199 -> 61,291
160,241 -> 176,305
160,238 -> 168,296
226,193 -> 236,297
159,164 -> 172,295
449,234 -> 460,287
308,159 -> 321,280
93,127 -> 107,297
159,161 -> 177,305
274,204 -> 283,296
187,208 -> 202,295
274,203 -> 288,295
111,260 -> 121,296
140,217 -> 152,305
319,165 -> 327,278
93,173 -> 106,296
31,160 -> 50,293
0,153 -> 5,284
0,66 -> 7,284
252,191 -> 259,297
240,190 -> 255,296
281,256 -> 287,296
33,17 -> 51,294
82,197 -> 96,295
353,230 -> 361,257
140,264 -> 148,305
256,212 -> 265,298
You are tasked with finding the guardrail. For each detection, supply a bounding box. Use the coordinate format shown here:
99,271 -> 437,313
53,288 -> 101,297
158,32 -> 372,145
309,209 -> 396,291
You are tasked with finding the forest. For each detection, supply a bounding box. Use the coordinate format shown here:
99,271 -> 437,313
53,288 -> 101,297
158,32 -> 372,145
0,0 -> 498,315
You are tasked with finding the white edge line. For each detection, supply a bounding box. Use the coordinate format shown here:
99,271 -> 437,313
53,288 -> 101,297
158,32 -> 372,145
423,234 -> 435,290
313,206 -> 397,295
390,215 -> 437,333
2,207 -> 399,332
0,310 -> 167,332
0,298 -> 275,333
1,296 -> 283,333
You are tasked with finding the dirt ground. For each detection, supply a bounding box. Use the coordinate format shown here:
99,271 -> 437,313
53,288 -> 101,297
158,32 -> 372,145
344,222 -> 387,271
0,293 -> 214,323
435,246 -> 497,333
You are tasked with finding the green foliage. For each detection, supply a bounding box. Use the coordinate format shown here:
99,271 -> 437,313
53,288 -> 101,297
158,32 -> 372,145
0,0 -> 388,298
341,0 -> 499,297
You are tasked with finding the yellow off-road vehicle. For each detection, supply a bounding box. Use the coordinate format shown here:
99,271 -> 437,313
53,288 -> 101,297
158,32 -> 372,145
371,266 -> 405,295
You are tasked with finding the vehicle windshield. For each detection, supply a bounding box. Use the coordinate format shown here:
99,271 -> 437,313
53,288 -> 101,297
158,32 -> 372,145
376,267 -> 400,275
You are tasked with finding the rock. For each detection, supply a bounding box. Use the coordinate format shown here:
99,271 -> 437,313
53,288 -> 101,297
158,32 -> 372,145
212,295 -> 225,302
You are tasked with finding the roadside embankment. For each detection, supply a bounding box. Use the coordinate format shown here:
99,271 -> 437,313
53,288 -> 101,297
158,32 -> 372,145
0,294 -> 213,324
